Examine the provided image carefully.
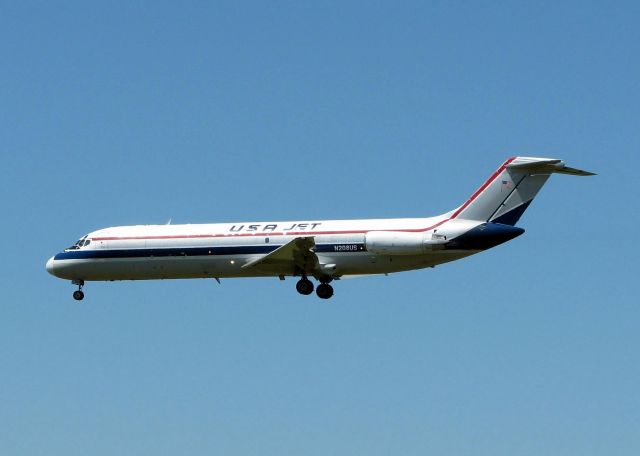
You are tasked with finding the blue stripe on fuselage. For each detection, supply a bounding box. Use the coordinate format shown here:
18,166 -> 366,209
53,243 -> 366,260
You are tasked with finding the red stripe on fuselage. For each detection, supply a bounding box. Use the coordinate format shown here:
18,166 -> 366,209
91,159 -> 515,242
90,222 -> 451,242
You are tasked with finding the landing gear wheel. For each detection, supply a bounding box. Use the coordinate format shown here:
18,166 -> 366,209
72,279 -> 85,301
316,283 -> 334,299
296,278 -> 314,295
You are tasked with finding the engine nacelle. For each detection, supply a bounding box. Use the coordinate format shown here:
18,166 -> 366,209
365,231 -> 429,255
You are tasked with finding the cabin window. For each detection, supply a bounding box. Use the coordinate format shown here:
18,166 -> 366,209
265,237 -> 269,244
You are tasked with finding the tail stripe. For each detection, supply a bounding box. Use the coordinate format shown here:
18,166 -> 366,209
451,156 -> 593,224
450,157 -> 516,219
486,173 -> 528,222
491,201 -> 532,226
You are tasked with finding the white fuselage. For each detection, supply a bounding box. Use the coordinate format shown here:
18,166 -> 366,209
46,215 -> 482,282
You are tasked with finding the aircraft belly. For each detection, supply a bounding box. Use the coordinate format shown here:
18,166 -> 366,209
314,251 -> 478,276
54,257 -> 229,281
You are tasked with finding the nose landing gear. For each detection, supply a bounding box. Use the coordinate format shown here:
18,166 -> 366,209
72,280 -> 85,301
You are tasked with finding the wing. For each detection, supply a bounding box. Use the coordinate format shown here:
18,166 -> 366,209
242,236 -> 319,274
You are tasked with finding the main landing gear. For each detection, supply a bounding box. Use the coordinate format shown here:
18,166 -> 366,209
295,277 -> 314,295
295,276 -> 334,299
316,283 -> 334,299
72,280 -> 85,301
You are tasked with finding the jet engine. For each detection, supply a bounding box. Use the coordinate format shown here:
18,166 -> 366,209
365,231 -> 445,255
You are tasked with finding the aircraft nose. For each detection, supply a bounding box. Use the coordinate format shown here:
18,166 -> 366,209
46,256 -> 56,275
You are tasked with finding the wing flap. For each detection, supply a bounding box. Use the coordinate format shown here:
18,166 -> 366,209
242,236 -> 317,271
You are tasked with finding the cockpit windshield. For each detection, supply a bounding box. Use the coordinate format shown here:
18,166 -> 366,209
67,236 -> 90,250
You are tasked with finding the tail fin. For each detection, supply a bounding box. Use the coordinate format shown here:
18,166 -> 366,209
451,157 -> 595,225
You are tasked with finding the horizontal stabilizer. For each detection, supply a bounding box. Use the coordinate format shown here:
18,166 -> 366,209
551,165 -> 596,176
507,157 -> 596,176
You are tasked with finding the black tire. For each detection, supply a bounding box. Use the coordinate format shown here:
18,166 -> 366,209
296,279 -> 314,295
73,290 -> 85,301
316,283 -> 334,299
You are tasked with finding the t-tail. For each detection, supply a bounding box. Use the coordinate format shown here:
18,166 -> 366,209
440,157 -> 595,251
451,156 -> 595,226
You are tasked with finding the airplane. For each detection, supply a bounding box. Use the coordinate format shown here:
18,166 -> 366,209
46,156 -> 594,300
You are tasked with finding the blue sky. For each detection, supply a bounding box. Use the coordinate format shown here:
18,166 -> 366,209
1,1 -> 639,454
